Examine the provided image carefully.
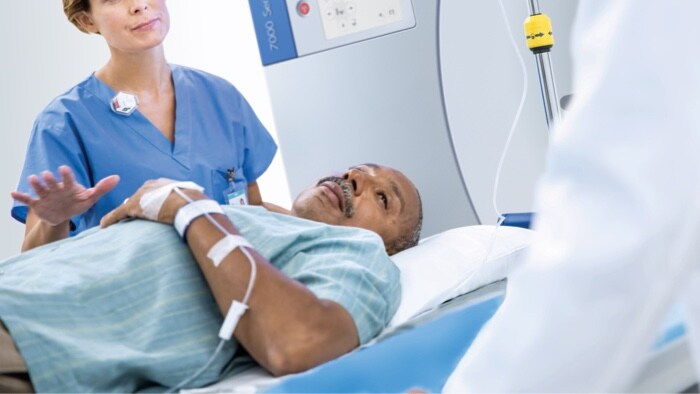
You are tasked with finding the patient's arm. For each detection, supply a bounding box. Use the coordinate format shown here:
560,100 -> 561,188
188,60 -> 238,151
100,181 -> 359,376
183,208 -> 358,375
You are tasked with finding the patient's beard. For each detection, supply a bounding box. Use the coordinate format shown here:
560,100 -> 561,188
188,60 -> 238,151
316,176 -> 354,218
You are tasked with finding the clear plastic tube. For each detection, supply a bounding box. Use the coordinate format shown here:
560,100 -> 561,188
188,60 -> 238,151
439,0 -> 530,293
165,188 -> 258,392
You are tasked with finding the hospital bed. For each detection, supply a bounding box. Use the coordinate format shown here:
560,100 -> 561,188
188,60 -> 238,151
184,225 -> 698,393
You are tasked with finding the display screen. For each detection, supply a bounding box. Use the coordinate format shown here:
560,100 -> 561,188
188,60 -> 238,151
318,0 -> 405,40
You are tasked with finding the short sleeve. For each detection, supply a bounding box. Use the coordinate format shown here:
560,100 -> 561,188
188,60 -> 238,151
281,240 -> 401,344
11,118 -> 91,233
238,96 -> 277,184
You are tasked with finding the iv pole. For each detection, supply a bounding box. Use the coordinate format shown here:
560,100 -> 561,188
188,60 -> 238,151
524,0 -> 561,131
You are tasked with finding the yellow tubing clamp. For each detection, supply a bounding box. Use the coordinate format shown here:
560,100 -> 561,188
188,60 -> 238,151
524,13 -> 554,53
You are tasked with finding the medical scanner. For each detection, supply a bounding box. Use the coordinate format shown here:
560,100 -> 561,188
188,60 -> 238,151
243,1 -> 699,391
248,0 -> 577,237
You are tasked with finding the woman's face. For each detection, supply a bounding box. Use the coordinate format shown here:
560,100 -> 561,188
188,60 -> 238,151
80,0 -> 170,54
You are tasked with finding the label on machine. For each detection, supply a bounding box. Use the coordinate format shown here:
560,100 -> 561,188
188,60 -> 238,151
249,0 -> 298,65
249,0 -> 416,65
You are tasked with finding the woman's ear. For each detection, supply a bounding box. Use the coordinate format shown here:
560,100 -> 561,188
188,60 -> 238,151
75,11 -> 99,34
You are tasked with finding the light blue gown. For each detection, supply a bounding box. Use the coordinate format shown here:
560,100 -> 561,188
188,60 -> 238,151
0,206 -> 400,392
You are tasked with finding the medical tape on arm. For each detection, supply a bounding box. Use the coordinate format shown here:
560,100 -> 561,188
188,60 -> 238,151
205,233 -> 256,340
171,187 -> 257,341
207,234 -> 253,267
174,200 -> 225,239
140,181 -> 205,220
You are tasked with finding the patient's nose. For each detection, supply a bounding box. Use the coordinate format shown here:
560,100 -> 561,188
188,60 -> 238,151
343,169 -> 365,195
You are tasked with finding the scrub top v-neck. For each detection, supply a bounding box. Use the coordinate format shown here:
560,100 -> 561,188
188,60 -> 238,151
12,64 -> 277,235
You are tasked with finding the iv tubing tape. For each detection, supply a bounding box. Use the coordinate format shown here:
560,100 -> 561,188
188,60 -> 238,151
207,234 -> 253,267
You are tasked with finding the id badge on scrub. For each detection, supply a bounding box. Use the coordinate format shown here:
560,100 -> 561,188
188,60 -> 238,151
224,168 -> 248,206
226,188 -> 248,206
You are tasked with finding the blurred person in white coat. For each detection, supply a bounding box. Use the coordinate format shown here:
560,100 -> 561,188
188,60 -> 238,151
444,1 -> 700,391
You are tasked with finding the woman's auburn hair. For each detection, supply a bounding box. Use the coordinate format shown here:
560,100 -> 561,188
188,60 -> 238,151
63,0 -> 92,33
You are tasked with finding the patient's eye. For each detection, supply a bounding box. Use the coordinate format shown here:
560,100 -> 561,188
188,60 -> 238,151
378,192 -> 388,209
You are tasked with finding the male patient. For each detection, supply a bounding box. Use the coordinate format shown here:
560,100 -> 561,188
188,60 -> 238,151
0,163 -> 422,393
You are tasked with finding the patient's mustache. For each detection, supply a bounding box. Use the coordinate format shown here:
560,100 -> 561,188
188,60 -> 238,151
317,176 -> 354,218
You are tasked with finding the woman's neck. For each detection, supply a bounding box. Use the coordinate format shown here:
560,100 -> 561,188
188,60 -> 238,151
95,47 -> 172,96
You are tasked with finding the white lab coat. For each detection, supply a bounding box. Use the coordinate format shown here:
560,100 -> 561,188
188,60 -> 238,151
444,1 -> 700,391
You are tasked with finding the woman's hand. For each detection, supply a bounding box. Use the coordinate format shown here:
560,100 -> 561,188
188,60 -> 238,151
100,179 -> 207,228
11,165 -> 119,226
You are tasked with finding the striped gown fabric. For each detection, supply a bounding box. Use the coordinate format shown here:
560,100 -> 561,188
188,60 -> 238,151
0,205 -> 399,392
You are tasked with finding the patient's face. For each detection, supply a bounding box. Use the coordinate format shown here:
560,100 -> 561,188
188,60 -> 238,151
292,163 -> 421,254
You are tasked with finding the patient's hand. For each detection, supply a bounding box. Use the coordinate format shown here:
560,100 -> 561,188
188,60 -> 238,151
100,178 -> 207,228
11,165 -> 119,226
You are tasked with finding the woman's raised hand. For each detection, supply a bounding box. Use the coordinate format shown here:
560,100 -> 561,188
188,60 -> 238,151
11,165 -> 119,226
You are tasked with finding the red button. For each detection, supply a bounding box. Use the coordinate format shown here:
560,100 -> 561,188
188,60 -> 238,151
298,1 -> 310,16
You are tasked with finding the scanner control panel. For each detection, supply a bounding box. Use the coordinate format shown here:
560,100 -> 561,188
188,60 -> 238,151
249,0 -> 416,65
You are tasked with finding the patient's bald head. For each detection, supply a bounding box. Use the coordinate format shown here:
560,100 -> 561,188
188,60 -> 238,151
292,163 -> 423,255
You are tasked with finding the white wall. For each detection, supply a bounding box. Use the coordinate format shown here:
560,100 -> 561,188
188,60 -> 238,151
0,1 -> 289,260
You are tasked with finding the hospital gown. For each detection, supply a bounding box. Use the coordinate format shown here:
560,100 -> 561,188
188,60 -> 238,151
0,206 -> 400,392
11,64 -> 277,235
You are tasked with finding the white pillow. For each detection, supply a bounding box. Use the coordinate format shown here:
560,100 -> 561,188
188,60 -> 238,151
388,225 -> 533,327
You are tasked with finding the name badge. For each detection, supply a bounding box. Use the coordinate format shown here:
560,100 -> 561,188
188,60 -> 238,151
223,167 -> 248,205
227,189 -> 248,206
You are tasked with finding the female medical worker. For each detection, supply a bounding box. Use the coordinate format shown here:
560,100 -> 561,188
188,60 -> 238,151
10,0 -> 277,251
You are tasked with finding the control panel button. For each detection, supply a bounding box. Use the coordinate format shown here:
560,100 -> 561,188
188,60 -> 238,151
346,3 -> 356,15
297,1 -> 311,16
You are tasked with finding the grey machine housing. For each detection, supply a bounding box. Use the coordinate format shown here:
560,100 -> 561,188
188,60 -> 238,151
253,0 -> 577,238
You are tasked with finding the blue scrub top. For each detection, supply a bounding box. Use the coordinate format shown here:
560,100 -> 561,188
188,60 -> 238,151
12,64 -> 277,235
